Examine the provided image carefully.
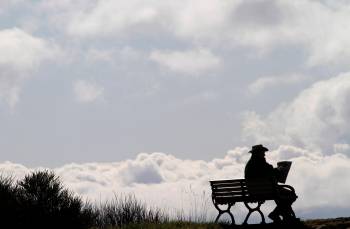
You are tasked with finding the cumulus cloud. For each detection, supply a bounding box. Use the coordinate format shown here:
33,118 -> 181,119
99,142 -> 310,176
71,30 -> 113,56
65,0 -> 159,37
333,144 -> 350,154
266,145 -> 350,215
32,0 -> 350,67
173,0 -> 350,66
242,72 -> 350,153
73,80 -> 104,103
0,28 -> 57,107
248,74 -> 305,95
150,48 -> 221,75
1,146 -> 350,220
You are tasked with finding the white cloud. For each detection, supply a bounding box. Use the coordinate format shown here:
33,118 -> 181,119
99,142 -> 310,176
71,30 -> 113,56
73,80 -> 104,103
0,28 -> 57,107
242,72 -> 350,153
1,146 -> 350,220
150,48 -> 221,75
36,0 -> 350,67
171,0 -> 234,42
172,0 -> 350,66
248,74 -> 305,95
65,0 -> 159,37
266,145 -> 350,214
333,144 -> 350,154
0,28 -> 52,69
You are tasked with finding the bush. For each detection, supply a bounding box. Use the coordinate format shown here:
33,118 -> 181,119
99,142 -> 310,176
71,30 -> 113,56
0,175 -> 20,225
15,170 -> 96,229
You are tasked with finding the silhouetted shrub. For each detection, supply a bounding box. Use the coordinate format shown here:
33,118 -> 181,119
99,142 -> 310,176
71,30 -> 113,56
0,175 -> 21,226
16,170 -> 96,229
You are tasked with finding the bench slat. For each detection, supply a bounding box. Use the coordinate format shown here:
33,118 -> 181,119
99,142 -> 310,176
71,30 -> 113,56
212,191 -> 246,196
211,184 -> 243,189
212,187 -> 247,193
210,179 -> 244,185
213,194 -> 245,199
211,181 -> 243,185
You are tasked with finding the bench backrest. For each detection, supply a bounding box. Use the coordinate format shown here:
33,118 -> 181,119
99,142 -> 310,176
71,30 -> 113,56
210,179 -> 247,204
210,179 -> 276,203
245,179 -> 277,199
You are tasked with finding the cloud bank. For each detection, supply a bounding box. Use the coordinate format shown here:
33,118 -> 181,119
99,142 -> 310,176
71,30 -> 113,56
1,145 -> 350,221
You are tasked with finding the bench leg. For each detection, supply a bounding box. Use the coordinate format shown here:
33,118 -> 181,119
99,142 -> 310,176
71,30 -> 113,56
213,203 -> 235,225
243,201 -> 265,224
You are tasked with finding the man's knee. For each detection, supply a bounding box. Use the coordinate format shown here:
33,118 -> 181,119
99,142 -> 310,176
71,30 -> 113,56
277,189 -> 297,203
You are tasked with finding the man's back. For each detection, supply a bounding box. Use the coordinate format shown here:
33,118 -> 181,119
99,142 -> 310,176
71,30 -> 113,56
245,156 -> 276,182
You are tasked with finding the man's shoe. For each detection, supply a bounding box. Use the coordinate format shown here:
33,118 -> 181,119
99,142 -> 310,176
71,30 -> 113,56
268,212 -> 282,223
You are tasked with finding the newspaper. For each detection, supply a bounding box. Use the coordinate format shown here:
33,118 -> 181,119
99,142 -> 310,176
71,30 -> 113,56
277,161 -> 292,183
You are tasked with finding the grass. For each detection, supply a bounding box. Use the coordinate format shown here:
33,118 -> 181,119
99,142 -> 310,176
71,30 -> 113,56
106,222 -> 222,229
95,194 -> 168,228
304,217 -> 350,229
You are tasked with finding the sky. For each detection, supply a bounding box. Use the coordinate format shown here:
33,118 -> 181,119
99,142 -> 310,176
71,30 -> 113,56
1,0 -> 350,221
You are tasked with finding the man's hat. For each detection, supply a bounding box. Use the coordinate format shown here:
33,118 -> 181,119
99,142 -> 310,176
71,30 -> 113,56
249,144 -> 269,153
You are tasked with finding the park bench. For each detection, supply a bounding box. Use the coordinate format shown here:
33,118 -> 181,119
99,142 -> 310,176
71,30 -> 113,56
209,179 -> 296,225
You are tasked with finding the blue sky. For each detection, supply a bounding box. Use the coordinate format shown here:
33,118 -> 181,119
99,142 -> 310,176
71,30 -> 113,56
1,0 -> 350,220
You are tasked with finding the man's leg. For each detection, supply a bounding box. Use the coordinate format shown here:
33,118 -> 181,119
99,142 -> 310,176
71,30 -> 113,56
280,203 -> 295,220
268,206 -> 282,223
277,187 -> 297,221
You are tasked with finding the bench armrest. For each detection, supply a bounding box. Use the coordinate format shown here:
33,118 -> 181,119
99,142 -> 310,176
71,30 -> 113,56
278,184 -> 295,193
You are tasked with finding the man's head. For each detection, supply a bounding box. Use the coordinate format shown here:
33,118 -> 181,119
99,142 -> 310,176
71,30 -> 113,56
249,144 -> 269,158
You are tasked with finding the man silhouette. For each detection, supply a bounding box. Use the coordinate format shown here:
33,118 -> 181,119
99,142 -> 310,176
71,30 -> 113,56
244,144 -> 297,222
